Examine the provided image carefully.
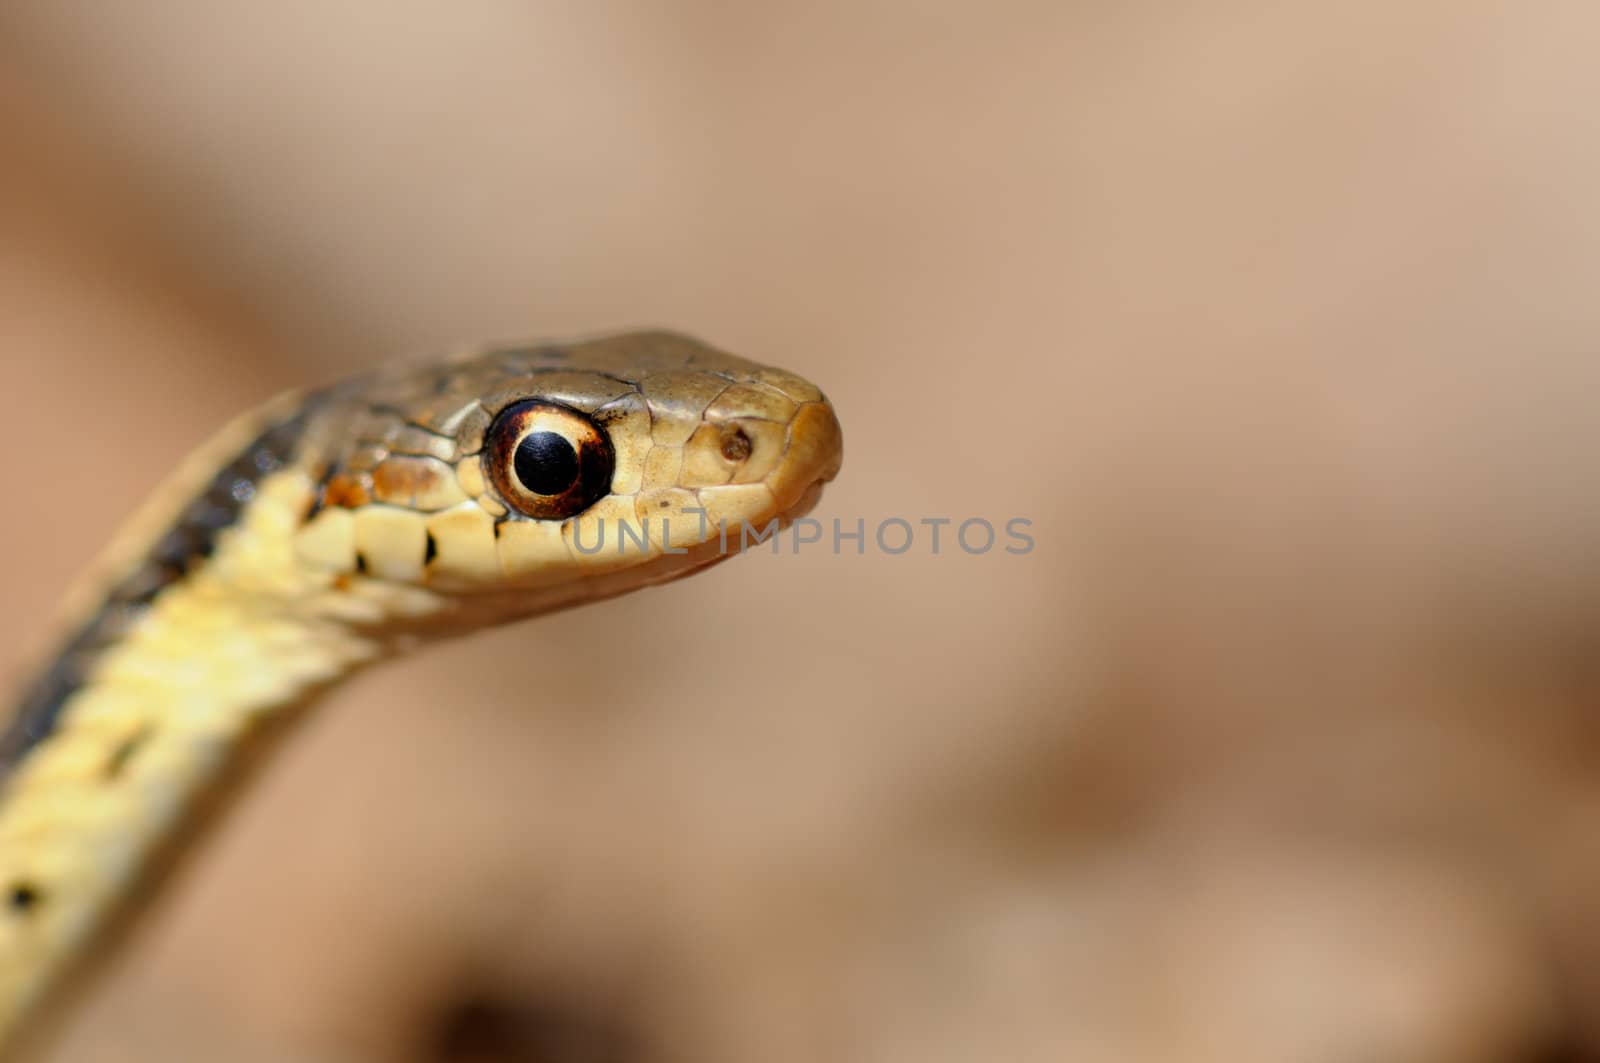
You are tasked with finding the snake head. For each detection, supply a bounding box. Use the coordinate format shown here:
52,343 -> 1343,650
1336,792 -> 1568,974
290,330 -> 843,619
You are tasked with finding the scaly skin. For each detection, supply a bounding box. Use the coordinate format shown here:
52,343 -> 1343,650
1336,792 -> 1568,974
0,330 -> 842,1053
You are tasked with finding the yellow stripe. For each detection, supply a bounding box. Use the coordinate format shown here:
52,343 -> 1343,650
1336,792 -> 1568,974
0,468 -> 443,1049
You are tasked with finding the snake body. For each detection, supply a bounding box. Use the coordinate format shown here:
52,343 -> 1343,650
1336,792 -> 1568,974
0,331 -> 842,1050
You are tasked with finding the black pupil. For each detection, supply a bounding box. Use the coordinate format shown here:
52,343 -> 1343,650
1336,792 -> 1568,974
514,432 -> 580,496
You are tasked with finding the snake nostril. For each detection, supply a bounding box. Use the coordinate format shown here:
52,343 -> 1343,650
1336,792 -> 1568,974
720,427 -> 752,463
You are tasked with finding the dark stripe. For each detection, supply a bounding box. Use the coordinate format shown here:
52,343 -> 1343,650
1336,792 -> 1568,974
0,409 -> 315,777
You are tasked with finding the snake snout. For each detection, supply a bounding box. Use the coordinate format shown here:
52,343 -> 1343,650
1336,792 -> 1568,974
765,398 -> 844,513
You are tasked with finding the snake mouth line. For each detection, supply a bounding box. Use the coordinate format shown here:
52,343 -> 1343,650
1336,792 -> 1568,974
774,478 -> 828,530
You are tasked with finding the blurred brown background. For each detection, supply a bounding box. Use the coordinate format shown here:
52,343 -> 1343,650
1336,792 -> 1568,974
3,3 -> 1600,1061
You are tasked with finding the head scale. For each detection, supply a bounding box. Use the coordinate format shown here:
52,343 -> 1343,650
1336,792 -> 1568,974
290,331 -> 842,619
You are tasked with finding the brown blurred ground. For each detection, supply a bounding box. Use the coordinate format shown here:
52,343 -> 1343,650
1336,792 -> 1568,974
3,3 -> 1600,1061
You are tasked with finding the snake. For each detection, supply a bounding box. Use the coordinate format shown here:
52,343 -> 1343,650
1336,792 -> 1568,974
0,330 -> 843,1053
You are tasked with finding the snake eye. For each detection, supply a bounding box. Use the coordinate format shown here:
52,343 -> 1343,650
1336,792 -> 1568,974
484,401 -> 614,520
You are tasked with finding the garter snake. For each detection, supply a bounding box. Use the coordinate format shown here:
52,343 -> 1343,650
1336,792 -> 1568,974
0,330 -> 843,1054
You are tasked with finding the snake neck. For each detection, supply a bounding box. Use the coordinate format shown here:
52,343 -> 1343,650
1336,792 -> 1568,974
0,458 -> 446,1049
